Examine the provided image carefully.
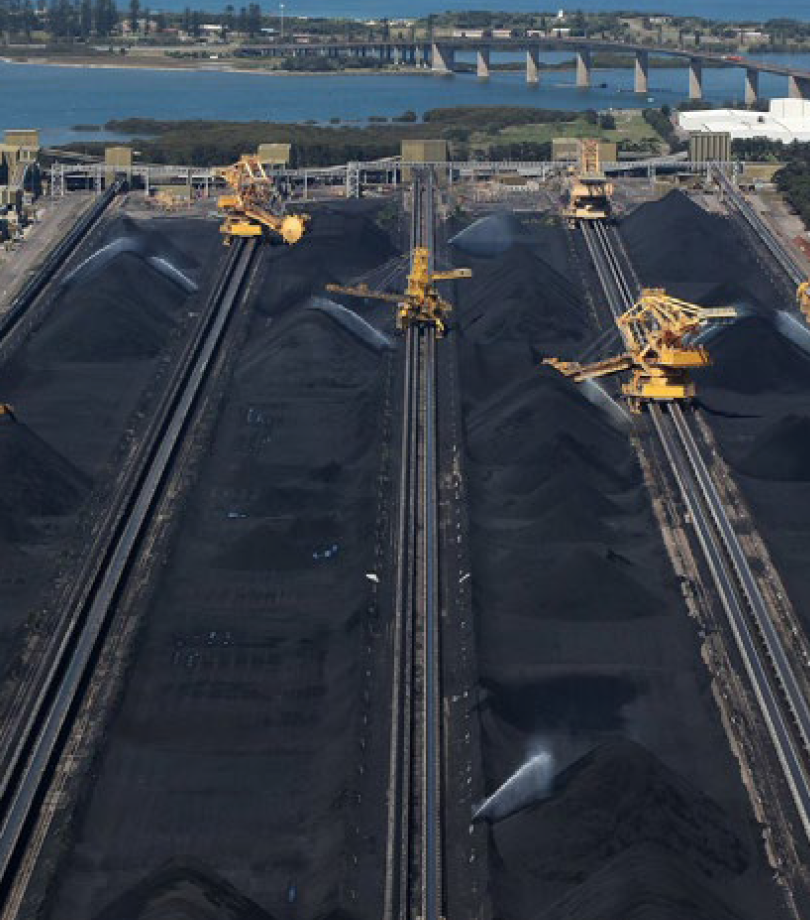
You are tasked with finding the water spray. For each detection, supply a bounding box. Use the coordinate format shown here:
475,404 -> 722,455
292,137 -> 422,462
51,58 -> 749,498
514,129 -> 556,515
473,748 -> 555,823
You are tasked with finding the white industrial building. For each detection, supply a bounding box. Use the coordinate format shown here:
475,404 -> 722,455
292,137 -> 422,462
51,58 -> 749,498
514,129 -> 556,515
678,98 -> 810,143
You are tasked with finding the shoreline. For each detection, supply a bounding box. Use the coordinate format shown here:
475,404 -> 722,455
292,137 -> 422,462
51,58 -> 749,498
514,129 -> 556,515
0,54 -> 437,77
0,52 -> 704,78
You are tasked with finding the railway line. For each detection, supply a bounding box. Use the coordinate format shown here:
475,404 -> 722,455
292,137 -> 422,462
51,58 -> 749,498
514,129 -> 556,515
0,235 -> 259,909
580,216 -> 810,842
710,164 -> 806,291
385,169 -> 444,920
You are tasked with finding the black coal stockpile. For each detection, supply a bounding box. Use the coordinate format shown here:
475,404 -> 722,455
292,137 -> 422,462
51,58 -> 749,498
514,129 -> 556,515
93,859 -> 276,920
453,232 -> 589,349
453,215 -> 783,920
715,407 -> 810,627
38,252 -> 183,363
493,741 -> 749,920
695,315 -> 810,395
257,204 -> 395,319
46,204 -> 397,920
0,214 -> 224,684
621,191 -> 779,309
738,414 -> 810,480
0,413 -> 88,528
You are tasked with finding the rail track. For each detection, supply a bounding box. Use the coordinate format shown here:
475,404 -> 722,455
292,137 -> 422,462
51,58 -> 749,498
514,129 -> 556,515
579,216 -> 810,842
384,169 -> 444,920
710,164 -> 806,290
0,237 -> 259,909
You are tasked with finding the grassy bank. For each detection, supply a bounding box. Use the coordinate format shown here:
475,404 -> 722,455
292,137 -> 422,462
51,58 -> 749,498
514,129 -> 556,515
62,107 -> 665,167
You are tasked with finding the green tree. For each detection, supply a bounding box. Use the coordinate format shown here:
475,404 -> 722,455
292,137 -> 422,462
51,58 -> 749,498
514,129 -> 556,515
246,1 -> 260,36
128,0 -> 139,32
222,2 -> 234,35
80,0 -> 92,35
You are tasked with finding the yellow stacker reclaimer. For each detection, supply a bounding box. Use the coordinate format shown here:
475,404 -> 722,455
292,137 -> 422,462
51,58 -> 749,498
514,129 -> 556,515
545,288 -> 736,412
562,138 -> 614,227
217,155 -> 308,246
326,247 -> 471,337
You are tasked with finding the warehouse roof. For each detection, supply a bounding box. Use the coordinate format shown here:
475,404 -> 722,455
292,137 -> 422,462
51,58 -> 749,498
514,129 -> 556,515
678,98 -> 810,143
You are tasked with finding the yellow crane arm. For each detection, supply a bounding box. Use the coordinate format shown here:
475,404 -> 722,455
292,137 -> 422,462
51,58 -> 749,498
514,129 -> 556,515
543,353 -> 634,382
325,282 -> 403,305
430,268 -> 473,282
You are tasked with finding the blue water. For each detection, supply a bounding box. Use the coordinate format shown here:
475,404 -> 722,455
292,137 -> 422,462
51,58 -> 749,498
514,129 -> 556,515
149,0 -> 810,20
3,52 -> 810,145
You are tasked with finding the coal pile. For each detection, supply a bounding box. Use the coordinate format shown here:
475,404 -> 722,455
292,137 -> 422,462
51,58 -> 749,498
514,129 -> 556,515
539,848 -> 747,920
453,212 -> 783,920
93,859 -> 276,920
38,253 -> 183,363
454,243 -> 589,349
711,407 -> 810,628
737,414 -> 810,480
621,191 -> 779,308
0,213 -> 225,688
45,204 -> 397,920
256,204 -> 395,319
0,413 -> 88,523
491,740 -> 748,891
695,315 -> 810,395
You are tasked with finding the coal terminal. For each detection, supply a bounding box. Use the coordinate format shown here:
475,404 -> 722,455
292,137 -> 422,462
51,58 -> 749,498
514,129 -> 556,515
0,185 -> 803,920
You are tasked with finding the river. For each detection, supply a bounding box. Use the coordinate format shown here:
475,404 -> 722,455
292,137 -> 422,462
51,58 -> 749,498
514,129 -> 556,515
4,51 -> 810,146
143,0 -> 810,20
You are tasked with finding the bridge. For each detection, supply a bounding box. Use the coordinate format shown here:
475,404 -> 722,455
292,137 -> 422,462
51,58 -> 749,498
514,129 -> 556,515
240,36 -> 810,104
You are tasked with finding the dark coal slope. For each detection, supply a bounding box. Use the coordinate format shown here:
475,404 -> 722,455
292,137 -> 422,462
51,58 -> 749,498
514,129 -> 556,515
239,307 -> 383,390
621,191 -> 778,307
466,369 -> 635,481
449,209 -> 529,258
0,414 -> 89,523
694,315 -> 810,395
44,206 -> 393,920
456,243 -> 589,347
539,846 -> 746,920
737,414 -> 810,480
0,214 -> 225,690
36,252 -> 183,363
256,205 -> 396,318
495,740 -> 748,876
492,742 -> 750,920
453,210 -> 780,920
93,859 -> 276,920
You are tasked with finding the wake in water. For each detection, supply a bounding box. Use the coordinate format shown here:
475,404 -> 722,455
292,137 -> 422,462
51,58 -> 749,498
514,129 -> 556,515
473,748 -> 555,823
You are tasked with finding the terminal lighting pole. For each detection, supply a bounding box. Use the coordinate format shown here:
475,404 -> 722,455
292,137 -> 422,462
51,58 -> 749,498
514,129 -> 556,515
279,1 -> 284,40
